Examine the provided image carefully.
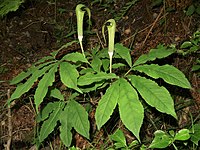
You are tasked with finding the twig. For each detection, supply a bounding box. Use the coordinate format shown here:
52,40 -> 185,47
5,89 -> 12,150
142,7 -> 164,47
22,20 -> 42,30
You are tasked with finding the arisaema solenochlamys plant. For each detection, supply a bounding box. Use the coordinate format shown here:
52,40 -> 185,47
102,19 -> 116,73
76,4 -> 91,57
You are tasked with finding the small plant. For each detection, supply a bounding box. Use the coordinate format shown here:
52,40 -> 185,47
185,4 -> 200,16
178,30 -> 200,77
178,31 -> 200,56
148,122 -> 200,150
0,0 -> 24,17
149,129 -> 190,149
8,3 -> 192,149
109,129 -> 142,150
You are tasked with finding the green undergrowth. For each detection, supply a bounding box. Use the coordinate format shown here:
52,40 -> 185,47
7,3 -> 199,150
0,0 -> 24,17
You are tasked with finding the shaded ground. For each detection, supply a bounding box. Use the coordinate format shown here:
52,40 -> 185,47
0,0 -> 200,149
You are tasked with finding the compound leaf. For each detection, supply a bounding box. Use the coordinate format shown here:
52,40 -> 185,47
34,64 -> 58,112
95,80 -> 119,129
68,100 -> 90,139
118,78 -> 143,141
133,64 -> 191,89
10,60 -> 56,85
60,62 -> 82,93
129,75 -> 177,119
8,64 -> 54,105
133,44 -> 176,66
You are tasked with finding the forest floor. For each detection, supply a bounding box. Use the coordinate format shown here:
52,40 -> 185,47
0,0 -> 200,149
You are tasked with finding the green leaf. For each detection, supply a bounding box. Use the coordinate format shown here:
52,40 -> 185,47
91,56 -> 102,72
59,105 -> 73,147
69,146 -> 79,150
180,41 -> 192,49
52,40 -> 78,58
110,129 -> 127,148
80,81 -> 104,93
174,129 -> 190,141
78,72 -> 118,86
39,102 -> 64,143
151,0 -> 163,7
195,6 -> 200,15
79,68 -> 94,75
68,100 -> 90,139
95,80 -> 119,129
8,64 -> 54,105
189,45 -> 199,53
149,130 -> 171,148
36,102 -> 60,122
129,75 -> 177,119
0,0 -> 24,17
33,56 -> 54,66
97,48 -> 109,58
50,88 -> 64,101
61,52 -> 89,63
117,78 -> 143,141
60,62 -> 82,93
129,140 -> 139,148
133,64 -> 191,89
115,43 -> 132,67
112,63 -> 126,69
10,60 -> 56,85
10,68 -> 34,85
133,44 -> 176,66
102,59 -> 110,72
34,64 -> 58,111
192,64 -> 200,71
190,124 -> 200,145
34,60 -> 57,69
186,5 -> 195,16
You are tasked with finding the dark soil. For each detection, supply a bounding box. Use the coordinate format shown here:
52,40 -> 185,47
0,0 -> 199,149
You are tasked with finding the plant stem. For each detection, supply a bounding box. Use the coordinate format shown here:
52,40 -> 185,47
124,67 -> 133,77
108,51 -> 113,73
172,143 -> 178,150
78,36 -> 85,57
